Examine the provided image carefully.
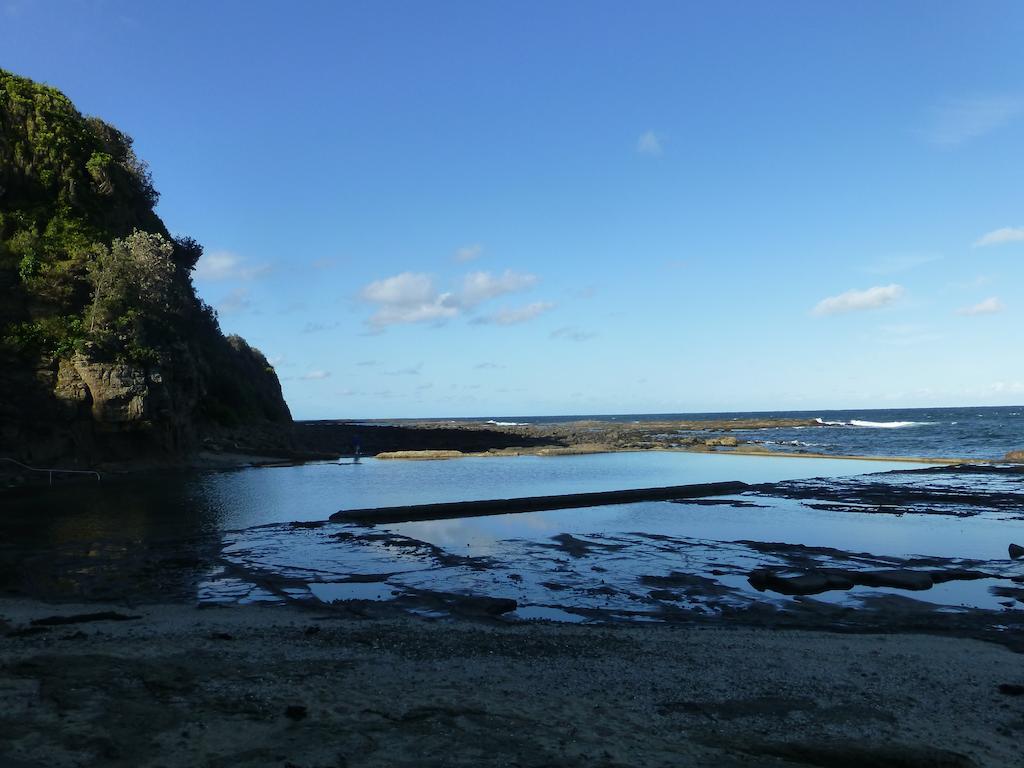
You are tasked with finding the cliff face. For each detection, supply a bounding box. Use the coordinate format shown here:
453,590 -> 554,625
0,69 -> 291,465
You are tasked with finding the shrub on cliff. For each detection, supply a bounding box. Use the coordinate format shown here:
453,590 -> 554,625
0,67 -> 291,459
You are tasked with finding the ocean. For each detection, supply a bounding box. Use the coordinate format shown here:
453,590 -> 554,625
472,405 -> 1024,460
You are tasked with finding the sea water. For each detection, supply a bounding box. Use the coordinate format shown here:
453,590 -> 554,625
437,405 -> 1024,459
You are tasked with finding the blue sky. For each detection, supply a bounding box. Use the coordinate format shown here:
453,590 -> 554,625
4,1 -> 1024,418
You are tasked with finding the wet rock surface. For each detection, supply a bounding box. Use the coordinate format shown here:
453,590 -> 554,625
3,464 -> 1023,650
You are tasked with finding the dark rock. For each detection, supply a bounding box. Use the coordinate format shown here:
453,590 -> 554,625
1009,543 -> 1024,560
209,632 -> 234,641
929,569 -> 991,584
855,570 -> 934,591
31,611 -> 140,626
460,596 -> 518,616
749,567 -> 949,596
998,684 -> 1024,696
748,570 -> 855,596
304,626 -> 321,636
285,705 -> 308,720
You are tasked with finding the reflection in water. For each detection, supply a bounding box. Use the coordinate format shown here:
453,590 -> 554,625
5,454 -> 1024,625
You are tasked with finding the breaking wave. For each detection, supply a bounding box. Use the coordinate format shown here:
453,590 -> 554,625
815,418 -> 931,429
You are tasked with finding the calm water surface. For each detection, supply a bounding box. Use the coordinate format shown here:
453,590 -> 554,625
5,452 -> 927,540
10,452 -> 1024,618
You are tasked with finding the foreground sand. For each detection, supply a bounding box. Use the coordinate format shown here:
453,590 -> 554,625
2,599 -> 1022,767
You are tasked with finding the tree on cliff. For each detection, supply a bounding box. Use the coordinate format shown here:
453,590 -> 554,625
0,68 -> 291,462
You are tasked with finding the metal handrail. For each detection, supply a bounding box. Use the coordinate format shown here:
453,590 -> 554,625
0,457 -> 102,486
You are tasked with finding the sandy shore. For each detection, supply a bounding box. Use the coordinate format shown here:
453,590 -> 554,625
2,598 -> 1022,767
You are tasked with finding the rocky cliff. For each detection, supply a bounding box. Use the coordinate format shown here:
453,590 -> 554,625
0,69 -> 292,466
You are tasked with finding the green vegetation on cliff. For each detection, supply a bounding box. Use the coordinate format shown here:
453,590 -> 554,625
0,69 -> 291,462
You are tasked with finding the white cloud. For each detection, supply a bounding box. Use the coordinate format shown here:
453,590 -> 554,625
550,326 -> 597,342
475,362 -> 505,370
362,272 -> 435,305
360,269 -> 541,328
472,301 -> 555,326
455,243 -> 483,263
360,272 -> 458,328
456,270 -> 538,308
636,130 -> 663,156
195,250 -> 271,281
957,296 -> 1004,316
812,284 -> 904,316
300,370 -> 331,381
925,96 -> 1021,147
973,227 -> 1024,248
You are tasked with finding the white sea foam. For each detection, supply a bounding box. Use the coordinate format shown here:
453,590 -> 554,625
486,420 -> 529,426
849,420 -> 928,428
815,417 -> 930,429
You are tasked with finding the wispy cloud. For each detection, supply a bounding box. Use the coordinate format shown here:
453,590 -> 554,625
951,274 -> 992,290
301,321 -> 340,334
311,257 -> 340,270
216,287 -> 253,314
195,250 -> 271,281
472,301 -> 555,326
455,243 -> 483,263
299,370 -> 331,381
863,253 -> 941,275
812,284 -> 904,316
636,130 -> 663,156
876,323 -> 941,346
356,360 -> 379,367
384,362 -> 423,376
989,381 -> 1024,395
551,326 -> 597,342
973,226 -> 1024,248
957,296 -> 1004,316
924,96 -> 1021,147
474,362 -> 506,370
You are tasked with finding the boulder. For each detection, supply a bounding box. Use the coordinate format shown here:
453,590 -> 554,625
1004,450 -> 1024,463
1009,543 -> 1024,560
704,436 -> 739,447
855,569 -> 934,591
747,569 -> 854,596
